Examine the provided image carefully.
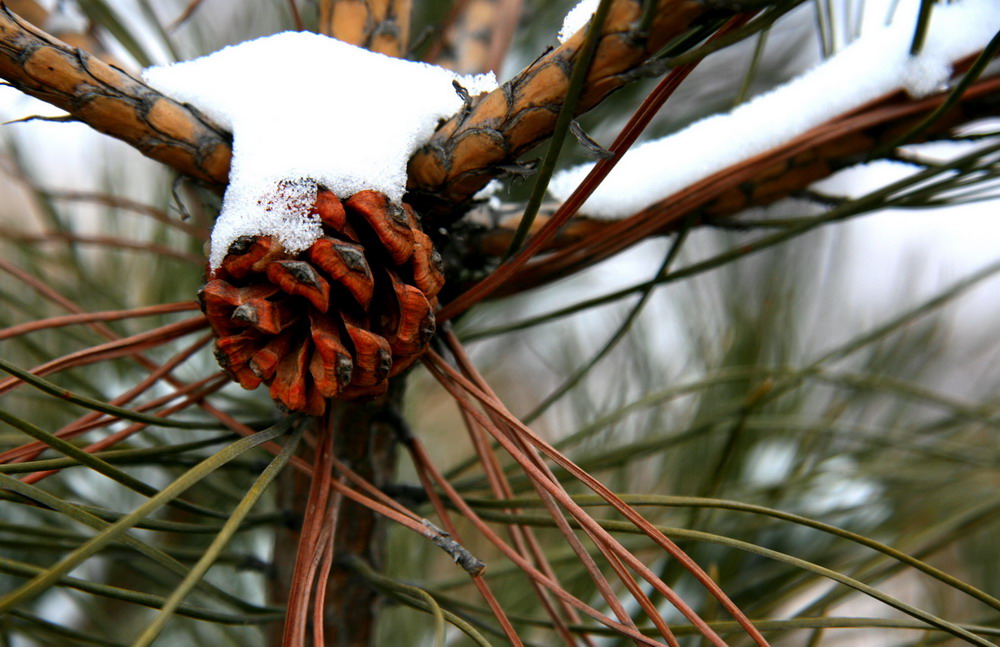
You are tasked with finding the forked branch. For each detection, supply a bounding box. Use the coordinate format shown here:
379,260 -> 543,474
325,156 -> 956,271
0,1 -> 751,216
406,0 -> 743,218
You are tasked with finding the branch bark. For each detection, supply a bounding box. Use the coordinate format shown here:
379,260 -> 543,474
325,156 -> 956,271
323,394 -> 399,647
0,1 -> 739,216
269,390 -> 402,647
0,7 -> 231,186
405,0 -> 729,219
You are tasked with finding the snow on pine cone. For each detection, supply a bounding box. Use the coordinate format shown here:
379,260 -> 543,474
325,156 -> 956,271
198,188 -> 445,415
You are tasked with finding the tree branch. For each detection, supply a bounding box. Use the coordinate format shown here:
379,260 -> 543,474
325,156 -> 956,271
0,2 -> 741,220
0,6 -> 231,187
490,74 -> 1000,292
405,0 -> 735,219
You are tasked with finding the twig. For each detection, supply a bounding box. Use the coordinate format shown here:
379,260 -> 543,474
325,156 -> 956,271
407,0 -> 747,220
421,519 -> 486,576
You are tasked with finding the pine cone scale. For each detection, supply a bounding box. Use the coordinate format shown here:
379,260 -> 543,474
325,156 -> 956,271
199,187 -> 444,415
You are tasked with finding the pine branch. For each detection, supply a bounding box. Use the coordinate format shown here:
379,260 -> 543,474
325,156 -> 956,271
533,85 -> 1000,291
0,7 -> 231,186
471,71 -> 1000,289
0,1 -> 749,215
406,0 -> 745,219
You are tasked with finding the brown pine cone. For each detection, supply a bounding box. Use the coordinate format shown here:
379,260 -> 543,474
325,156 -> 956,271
199,188 -> 445,415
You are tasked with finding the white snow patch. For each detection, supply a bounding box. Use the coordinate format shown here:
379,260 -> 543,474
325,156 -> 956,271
549,0 -> 1000,218
474,179 -> 503,201
559,0 -> 600,43
142,31 -> 497,268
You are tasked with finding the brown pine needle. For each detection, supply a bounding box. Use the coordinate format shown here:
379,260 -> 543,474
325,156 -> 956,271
403,408 -> 671,646
3,231 -> 203,265
0,302 -> 199,341
406,439 -> 524,645
431,333 -> 771,646
456,403 -> 590,645
0,316 -> 209,396
20,374 -> 229,485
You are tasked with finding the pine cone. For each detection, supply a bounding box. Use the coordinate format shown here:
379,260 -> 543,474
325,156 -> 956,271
199,189 -> 445,415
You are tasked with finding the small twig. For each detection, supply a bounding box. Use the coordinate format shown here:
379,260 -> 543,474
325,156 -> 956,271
569,121 -> 614,159
421,519 -> 487,576
3,113 -> 77,125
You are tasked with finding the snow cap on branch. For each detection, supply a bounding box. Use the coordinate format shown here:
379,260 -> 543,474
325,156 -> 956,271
550,0 -> 1000,218
142,32 -> 497,268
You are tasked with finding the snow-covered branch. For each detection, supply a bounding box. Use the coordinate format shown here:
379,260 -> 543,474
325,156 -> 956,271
0,0 -> 747,221
405,0 -> 738,219
0,7 -> 231,186
548,0 -> 1000,219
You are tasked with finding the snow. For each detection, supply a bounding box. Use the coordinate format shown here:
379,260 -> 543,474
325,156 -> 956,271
559,0 -> 600,44
142,31 -> 497,268
548,0 -> 1000,218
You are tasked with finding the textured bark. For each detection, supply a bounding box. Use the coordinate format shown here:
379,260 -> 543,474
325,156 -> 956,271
0,1 -> 737,217
322,0 -> 412,58
0,8 -> 231,187
405,0 -> 725,219
696,82 -> 1000,221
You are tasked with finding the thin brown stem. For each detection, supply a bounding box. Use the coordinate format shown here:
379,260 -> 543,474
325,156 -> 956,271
282,419 -> 336,645
0,316 -> 209,396
459,407 -> 588,645
0,345 -> 215,465
404,406 -> 670,646
3,230 -> 203,264
0,301 -> 199,341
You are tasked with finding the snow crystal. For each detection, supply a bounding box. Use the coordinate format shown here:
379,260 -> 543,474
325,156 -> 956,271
142,31 -> 497,268
549,0 -> 1000,218
559,0 -> 600,44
